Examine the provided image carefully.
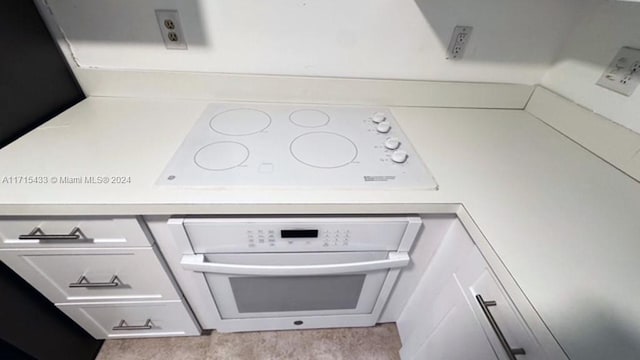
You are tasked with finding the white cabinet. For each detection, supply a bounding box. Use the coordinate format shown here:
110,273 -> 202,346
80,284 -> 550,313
408,270 -> 499,360
0,247 -> 180,303
0,217 -> 151,248
58,301 -> 199,339
462,253 -> 543,360
398,220 -> 546,360
0,216 -> 200,339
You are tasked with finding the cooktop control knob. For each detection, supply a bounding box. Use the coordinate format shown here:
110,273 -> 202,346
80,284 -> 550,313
372,112 -> 386,123
391,150 -> 408,163
384,137 -> 401,150
376,123 -> 391,133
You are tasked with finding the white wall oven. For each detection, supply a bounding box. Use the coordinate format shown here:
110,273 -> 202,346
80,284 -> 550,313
168,216 -> 422,332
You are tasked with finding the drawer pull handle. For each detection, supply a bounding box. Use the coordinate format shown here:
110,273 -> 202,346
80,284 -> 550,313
475,294 -> 526,359
18,227 -> 93,243
69,275 -> 121,288
112,319 -> 154,331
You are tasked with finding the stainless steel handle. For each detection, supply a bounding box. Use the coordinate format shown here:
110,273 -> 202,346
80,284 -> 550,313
112,319 -> 153,331
69,275 -> 121,288
18,227 -> 93,243
475,294 -> 526,359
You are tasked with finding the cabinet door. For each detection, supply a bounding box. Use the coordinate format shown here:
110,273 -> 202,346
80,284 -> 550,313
57,300 -> 200,339
407,273 -> 499,360
397,218 -> 479,358
0,247 -> 179,303
0,217 -> 151,248
398,220 -> 544,360
458,250 -> 545,360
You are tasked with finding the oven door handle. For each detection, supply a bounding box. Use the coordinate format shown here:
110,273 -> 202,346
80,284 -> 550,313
180,252 -> 410,276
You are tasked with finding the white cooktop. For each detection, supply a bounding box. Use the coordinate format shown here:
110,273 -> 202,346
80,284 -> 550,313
157,103 -> 438,189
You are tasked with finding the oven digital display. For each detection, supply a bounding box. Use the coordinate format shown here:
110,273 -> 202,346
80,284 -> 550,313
280,229 -> 319,238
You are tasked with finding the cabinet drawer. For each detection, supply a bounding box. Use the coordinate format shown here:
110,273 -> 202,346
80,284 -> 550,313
0,247 -> 179,303
0,217 -> 151,248
57,301 -> 200,339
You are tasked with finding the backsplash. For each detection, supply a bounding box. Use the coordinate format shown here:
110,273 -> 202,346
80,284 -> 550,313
42,0 -> 589,85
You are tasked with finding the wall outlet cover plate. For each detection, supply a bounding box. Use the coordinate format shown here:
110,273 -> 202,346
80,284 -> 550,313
155,9 -> 188,50
446,26 -> 473,60
596,46 -> 640,96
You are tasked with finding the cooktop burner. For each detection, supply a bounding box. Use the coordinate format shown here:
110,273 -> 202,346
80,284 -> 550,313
194,141 -> 249,171
289,109 -> 330,128
157,102 -> 438,189
290,132 -> 358,169
210,109 -> 271,136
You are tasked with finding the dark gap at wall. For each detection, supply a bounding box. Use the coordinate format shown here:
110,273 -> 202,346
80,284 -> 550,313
0,337 -> 34,360
0,0 -> 84,149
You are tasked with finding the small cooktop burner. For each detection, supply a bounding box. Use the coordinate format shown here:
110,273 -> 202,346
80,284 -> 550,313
157,102 -> 438,189
210,109 -> 271,136
289,109 -> 330,128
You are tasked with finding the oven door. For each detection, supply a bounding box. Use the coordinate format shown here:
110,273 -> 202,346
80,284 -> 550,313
181,251 -> 408,330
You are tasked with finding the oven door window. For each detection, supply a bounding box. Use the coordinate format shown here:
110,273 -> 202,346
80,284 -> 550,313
203,252 -> 389,319
231,274 -> 365,313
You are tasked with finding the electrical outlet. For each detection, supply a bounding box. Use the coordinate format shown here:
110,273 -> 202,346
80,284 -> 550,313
155,10 -> 187,50
447,26 -> 473,60
596,47 -> 640,96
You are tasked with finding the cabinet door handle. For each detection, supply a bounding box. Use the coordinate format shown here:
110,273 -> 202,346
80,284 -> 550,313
69,275 -> 121,288
475,294 -> 526,359
18,227 -> 93,243
112,319 -> 153,331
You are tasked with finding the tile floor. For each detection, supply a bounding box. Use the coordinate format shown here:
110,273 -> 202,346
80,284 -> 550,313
96,323 -> 402,360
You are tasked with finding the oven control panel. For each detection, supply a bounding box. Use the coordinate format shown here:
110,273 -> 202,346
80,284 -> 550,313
246,229 -> 352,249
175,216 -> 422,253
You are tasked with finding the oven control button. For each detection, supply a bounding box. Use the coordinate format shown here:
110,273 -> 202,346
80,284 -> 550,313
372,112 -> 386,123
376,123 -> 391,133
391,150 -> 408,163
384,137 -> 400,150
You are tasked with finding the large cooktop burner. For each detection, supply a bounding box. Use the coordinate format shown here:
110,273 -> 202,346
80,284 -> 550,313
290,132 -> 357,169
157,102 -> 438,189
194,141 -> 249,171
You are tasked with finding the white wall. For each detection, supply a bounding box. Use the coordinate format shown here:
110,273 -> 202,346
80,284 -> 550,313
542,1 -> 640,134
42,0 -> 590,85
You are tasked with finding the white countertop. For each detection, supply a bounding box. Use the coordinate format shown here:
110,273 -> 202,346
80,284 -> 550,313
0,97 -> 461,214
1,96 -> 639,359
